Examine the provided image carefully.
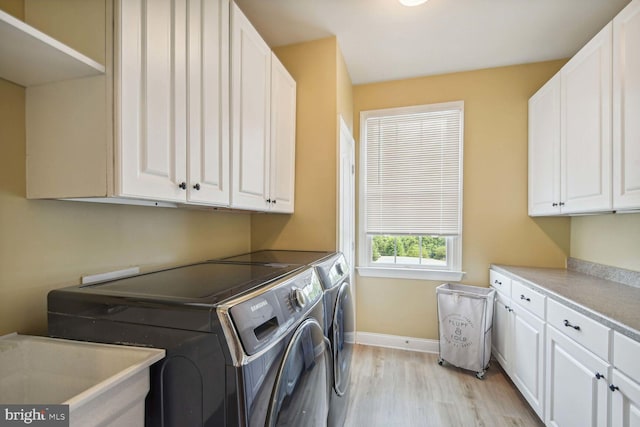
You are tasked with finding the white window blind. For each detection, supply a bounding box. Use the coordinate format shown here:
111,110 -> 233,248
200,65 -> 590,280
364,103 -> 463,236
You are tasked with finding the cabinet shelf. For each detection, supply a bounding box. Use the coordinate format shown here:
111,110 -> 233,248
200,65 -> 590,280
0,9 -> 105,87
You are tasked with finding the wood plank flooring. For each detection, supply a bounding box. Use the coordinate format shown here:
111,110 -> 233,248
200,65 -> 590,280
344,345 -> 544,427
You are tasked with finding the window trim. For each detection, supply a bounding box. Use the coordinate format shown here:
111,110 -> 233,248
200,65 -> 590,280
357,102 -> 465,282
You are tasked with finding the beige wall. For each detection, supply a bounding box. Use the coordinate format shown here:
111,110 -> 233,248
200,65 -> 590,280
571,214 -> 640,271
251,37 -> 340,251
0,77 -> 250,336
353,60 -> 571,340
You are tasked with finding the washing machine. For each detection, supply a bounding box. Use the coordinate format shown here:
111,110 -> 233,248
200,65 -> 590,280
48,261 -> 330,427
221,250 -> 355,427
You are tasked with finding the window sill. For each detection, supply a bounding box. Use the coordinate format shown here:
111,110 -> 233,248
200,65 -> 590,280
356,266 -> 465,282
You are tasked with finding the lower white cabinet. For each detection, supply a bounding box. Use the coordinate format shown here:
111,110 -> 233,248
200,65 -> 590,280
492,291 -> 512,373
512,304 -> 545,419
611,369 -> 640,427
545,324 -> 609,427
490,283 -> 545,420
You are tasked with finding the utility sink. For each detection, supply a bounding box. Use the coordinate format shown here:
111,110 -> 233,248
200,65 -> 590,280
0,333 -> 165,426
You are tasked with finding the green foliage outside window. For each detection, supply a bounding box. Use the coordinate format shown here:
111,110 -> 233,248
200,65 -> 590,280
371,235 -> 446,262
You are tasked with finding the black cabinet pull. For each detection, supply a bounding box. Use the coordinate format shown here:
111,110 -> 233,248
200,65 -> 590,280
178,182 -> 187,190
193,183 -> 201,191
610,384 -> 619,392
266,199 -> 271,203
559,202 -> 565,206
552,203 -> 558,207
494,279 -> 502,285
272,200 -> 276,204
595,372 -> 605,380
563,319 -> 580,331
520,294 -> 531,302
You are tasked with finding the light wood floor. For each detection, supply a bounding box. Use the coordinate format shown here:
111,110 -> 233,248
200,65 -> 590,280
344,345 -> 544,427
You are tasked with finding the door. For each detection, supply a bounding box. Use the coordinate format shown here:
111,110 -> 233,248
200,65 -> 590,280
529,73 -> 561,216
613,0 -> 640,210
492,291 -> 513,375
611,369 -> 640,427
338,116 -> 356,276
269,53 -> 296,213
560,22 -> 612,213
187,0 -> 230,206
512,305 -> 545,419
545,325 -> 609,427
231,2 -> 271,211
267,319 -> 329,427
118,0 -> 188,202
332,281 -> 355,395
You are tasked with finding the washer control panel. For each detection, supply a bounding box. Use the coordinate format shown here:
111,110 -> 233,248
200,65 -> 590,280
227,267 -> 323,356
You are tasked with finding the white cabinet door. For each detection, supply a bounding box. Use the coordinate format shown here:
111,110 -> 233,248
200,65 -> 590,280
187,0 -> 230,206
118,0 -> 188,202
560,23 -> 613,214
613,0 -> 640,210
529,73 -> 561,216
492,290 -> 513,375
269,53 -> 296,213
612,369 -> 640,427
231,2 -> 271,211
546,325 -> 609,427
512,305 -> 545,420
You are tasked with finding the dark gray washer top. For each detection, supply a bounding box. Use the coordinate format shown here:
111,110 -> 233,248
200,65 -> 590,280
491,264 -> 640,342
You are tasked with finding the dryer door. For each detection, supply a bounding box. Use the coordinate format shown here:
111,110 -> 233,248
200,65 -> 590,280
267,318 -> 329,427
333,280 -> 355,396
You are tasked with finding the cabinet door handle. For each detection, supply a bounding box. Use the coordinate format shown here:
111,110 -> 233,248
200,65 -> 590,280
559,202 -> 565,206
552,203 -> 558,207
595,372 -> 605,380
272,200 -> 276,205
178,182 -> 187,190
520,294 -> 531,302
193,183 -> 201,191
266,199 -> 271,203
563,319 -> 580,331
494,279 -> 502,285
609,384 -> 619,392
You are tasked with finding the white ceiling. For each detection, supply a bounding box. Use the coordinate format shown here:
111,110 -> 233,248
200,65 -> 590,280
234,0 -> 632,84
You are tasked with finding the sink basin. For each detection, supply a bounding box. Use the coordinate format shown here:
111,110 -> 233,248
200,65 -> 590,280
0,333 -> 165,426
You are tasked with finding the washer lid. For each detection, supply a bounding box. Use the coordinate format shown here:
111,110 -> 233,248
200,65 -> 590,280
70,262 -> 302,303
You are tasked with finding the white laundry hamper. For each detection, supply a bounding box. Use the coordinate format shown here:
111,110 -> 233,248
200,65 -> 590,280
436,283 -> 495,379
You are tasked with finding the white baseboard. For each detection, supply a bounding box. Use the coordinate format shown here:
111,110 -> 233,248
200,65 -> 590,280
355,332 -> 439,353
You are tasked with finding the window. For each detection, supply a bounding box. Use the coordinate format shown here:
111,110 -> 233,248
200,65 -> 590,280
358,102 -> 464,281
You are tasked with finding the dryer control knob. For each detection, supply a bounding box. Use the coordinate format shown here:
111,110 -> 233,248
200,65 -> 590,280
291,287 -> 308,311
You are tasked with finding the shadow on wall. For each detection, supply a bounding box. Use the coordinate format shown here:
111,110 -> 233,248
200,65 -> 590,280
531,216 -> 571,258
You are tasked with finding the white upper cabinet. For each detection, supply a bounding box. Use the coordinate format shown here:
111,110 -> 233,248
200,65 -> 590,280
613,0 -> 640,210
529,74 -> 561,216
560,22 -> 612,214
530,0 -> 640,216
231,2 -> 271,211
231,3 -> 296,213
118,0 -> 230,205
118,0 -> 188,202
269,53 -> 297,213
186,0 -> 230,206
26,0 -> 239,208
